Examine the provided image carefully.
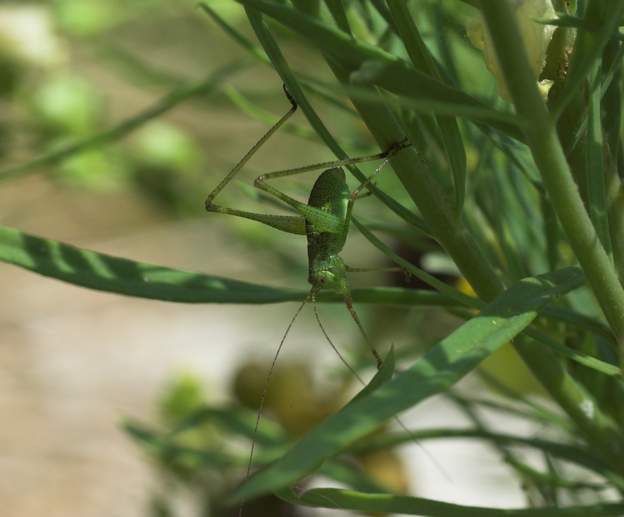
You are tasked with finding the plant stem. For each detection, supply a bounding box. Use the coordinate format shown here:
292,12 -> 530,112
480,0 -> 624,356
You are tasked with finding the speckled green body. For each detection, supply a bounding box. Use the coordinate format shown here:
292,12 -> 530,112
305,168 -> 350,295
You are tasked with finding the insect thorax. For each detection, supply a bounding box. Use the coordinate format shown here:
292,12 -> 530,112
308,253 -> 348,294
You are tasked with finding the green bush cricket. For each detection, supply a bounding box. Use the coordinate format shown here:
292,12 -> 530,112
205,85 -> 416,511
205,86 -> 409,362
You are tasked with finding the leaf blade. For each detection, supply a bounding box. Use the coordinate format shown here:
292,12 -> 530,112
0,225 -> 458,305
280,487 -> 624,516
230,268 -> 585,501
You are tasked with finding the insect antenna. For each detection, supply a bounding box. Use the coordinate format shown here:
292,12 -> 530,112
238,292 -> 308,517
343,297 -> 383,369
312,299 -> 365,385
316,297 -> 453,483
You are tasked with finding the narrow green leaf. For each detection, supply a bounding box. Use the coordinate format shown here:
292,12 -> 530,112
102,44 -> 188,88
602,41 -> 623,157
0,225 -> 299,303
0,225 -> 457,306
348,347 -> 395,405
386,0 -> 467,211
198,2 -> 359,118
222,85 -> 317,142
306,76 -> 520,128
525,328 -> 621,377
449,307 -> 620,376
584,63 -> 612,258
449,394 -> 575,432
610,188 -> 624,284
127,418 -> 387,492
198,3 -> 268,63
230,268 -> 585,502
352,428 -> 609,474
280,487 -> 624,516
324,0 -> 351,34
352,217 -> 480,308
124,420 -> 234,467
234,0 -> 525,141
169,405 -> 285,446
369,0 -> 396,33
356,218 -> 611,343
319,460 -> 387,493
242,0 -> 385,68
351,59 -> 525,141
553,2 -> 624,117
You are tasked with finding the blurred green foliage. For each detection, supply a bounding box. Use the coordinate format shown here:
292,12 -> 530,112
30,73 -> 103,134
0,0 -> 208,213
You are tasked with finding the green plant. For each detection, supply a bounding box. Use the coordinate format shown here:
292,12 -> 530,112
4,0 -> 624,515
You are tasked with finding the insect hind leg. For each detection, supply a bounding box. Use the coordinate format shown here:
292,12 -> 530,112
204,84 -> 298,208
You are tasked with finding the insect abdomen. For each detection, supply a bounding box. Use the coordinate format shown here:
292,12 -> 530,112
306,168 -> 349,284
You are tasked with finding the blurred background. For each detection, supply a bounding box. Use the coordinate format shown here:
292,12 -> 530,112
0,1 -> 563,516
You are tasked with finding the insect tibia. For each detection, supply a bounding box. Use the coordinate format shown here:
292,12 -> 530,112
204,195 -> 216,209
281,83 -> 298,111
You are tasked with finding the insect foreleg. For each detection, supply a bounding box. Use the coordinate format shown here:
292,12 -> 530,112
340,154 -> 395,244
205,87 -> 297,207
254,141 -> 410,235
204,85 -> 309,235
